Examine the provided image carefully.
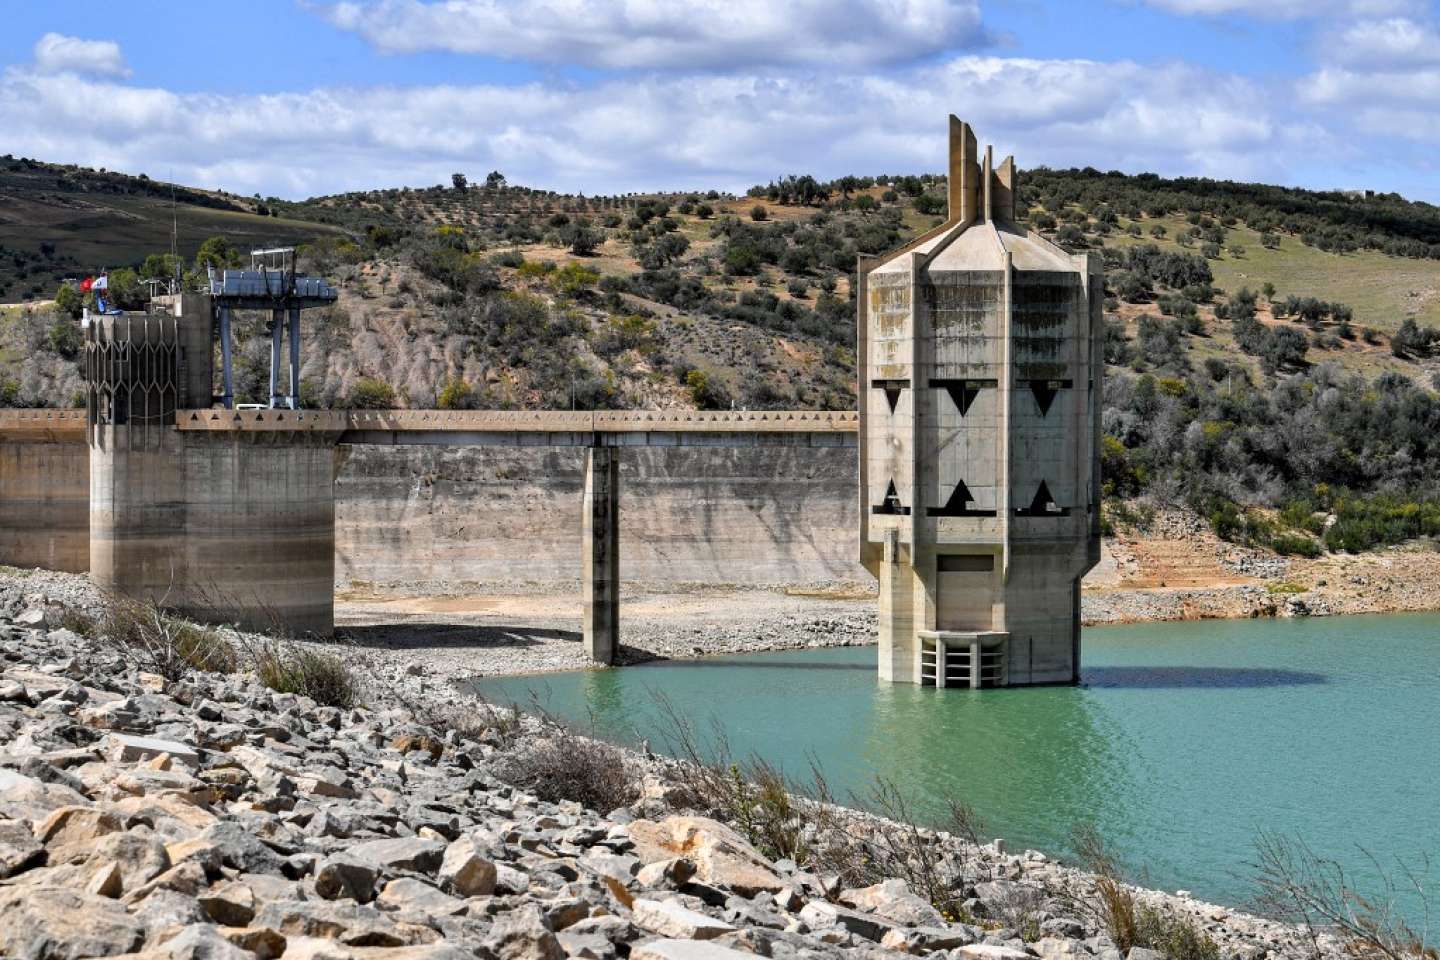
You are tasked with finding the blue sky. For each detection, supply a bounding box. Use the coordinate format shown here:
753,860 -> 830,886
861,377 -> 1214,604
1,1 -> 1436,201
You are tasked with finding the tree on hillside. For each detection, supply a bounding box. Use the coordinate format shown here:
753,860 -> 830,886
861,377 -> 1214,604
485,170 -> 506,189
452,173 -> 468,191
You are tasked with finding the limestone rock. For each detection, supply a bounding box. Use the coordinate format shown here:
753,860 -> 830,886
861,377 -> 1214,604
199,821 -> 285,875
36,806 -> 123,860
105,734 -> 200,769
316,855 -> 381,903
145,922 -> 256,960
376,877 -> 468,916
797,900 -> 892,942
437,835 -> 496,896
483,903 -> 564,960
627,817 -> 783,896
0,817 -> 46,877
632,899 -> 736,940
216,927 -> 286,960
958,945 -> 1034,960
198,881 -> 258,926
0,884 -> 146,960
349,837 -> 446,875
839,877 -> 945,927
629,939 -> 759,960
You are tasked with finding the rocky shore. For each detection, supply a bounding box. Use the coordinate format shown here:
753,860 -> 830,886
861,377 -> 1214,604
0,574 -> 1362,960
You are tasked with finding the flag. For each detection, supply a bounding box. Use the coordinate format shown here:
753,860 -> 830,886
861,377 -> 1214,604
80,277 -> 93,292
92,275 -> 108,291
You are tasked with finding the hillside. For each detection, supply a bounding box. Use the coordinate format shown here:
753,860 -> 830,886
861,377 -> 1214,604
0,156 -> 342,300
6,158 -> 1440,557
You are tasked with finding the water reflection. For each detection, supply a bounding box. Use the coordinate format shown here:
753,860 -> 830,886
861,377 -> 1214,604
1083,666 -> 1329,688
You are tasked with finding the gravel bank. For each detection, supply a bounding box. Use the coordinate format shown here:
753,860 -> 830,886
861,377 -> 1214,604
0,600 -> 1352,960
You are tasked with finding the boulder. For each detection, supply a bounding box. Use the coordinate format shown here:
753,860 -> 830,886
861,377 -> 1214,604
1035,938 -> 1091,960
316,855 -> 381,903
0,884 -> 145,960
251,899 -> 438,947
35,806 -> 123,861
797,900 -> 892,942
632,899 -> 736,940
482,903 -> 563,960
0,818 -> 46,877
839,877 -> 945,927
437,836 -> 496,896
199,822 -> 285,875
348,837 -> 446,875
105,734 -> 200,769
629,940 -> 759,960
376,878 -> 468,917
957,946 -> 1033,960
626,817 -> 783,896
198,881 -> 258,926
145,923 -> 256,960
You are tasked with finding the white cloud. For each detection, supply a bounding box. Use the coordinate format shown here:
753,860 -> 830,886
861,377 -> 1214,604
32,33 -> 130,78
323,0 -> 986,69
0,53 -> 1323,199
1136,0 -> 1423,18
1330,16 -> 1440,65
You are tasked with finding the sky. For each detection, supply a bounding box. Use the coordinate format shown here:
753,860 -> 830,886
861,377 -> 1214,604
0,0 -> 1437,202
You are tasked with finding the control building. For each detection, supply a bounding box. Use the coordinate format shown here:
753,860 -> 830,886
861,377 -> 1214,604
857,116 -> 1103,687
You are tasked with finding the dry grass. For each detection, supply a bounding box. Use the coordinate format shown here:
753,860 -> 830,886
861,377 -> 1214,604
494,717 -> 640,813
1254,832 -> 1435,960
91,594 -> 237,681
250,641 -> 358,708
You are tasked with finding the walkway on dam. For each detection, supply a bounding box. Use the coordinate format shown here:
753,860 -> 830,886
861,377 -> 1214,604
0,408 -> 857,446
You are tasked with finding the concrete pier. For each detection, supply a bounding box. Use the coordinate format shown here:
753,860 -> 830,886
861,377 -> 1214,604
582,446 -> 620,663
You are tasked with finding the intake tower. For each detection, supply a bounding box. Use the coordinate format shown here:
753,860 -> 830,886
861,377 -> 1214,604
857,116 -> 1103,687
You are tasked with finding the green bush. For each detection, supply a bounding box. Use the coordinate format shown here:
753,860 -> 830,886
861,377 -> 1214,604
253,643 -> 357,708
344,378 -> 396,409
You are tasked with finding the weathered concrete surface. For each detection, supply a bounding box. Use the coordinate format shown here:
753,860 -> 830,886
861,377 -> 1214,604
0,438 -> 89,573
1,435 -> 864,590
91,427 -> 340,635
334,445 -> 864,590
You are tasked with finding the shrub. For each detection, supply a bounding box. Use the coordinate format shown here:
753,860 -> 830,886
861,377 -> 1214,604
750,205 -> 768,221
488,250 -> 525,268
344,378 -> 397,409
253,642 -> 358,708
496,724 -> 638,812
95,595 -> 236,681
436,377 -> 475,410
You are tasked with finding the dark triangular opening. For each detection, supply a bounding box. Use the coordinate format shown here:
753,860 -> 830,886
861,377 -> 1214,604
950,384 -> 981,416
1030,382 -> 1058,416
1014,479 -> 1070,517
871,378 -> 909,414
930,378 -> 996,417
928,478 -> 997,517
872,480 -> 911,516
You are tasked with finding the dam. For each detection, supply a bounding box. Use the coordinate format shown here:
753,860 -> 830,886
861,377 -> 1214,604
0,116 -> 1100,686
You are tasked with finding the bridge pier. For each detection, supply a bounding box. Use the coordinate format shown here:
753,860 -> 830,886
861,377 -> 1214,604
582,445 -> 620,664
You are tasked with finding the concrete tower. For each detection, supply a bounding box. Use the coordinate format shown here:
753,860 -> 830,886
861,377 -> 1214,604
857,116 -> 1103,688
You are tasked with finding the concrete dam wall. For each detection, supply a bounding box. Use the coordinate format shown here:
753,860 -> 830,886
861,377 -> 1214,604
335,444 -> 864,589
1,438 -> 866,589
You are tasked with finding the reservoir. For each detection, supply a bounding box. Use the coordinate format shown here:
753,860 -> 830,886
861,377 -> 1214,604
472,612 -> 1440,916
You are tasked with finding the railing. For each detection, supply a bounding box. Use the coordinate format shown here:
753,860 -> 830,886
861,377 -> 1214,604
175,409 -> 859,434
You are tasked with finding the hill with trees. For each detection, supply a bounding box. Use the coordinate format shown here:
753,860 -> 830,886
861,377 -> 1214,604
5,157 -> 1440,554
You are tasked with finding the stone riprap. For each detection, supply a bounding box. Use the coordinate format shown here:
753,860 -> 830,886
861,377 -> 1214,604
0,595 -> 1349,960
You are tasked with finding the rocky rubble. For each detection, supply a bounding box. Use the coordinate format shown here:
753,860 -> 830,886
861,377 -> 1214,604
0,602 -> 1351,960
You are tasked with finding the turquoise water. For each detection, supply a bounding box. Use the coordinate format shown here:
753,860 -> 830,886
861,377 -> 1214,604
472,614 -> 1440,915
